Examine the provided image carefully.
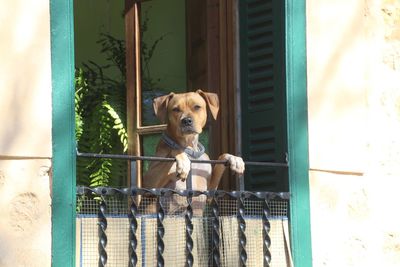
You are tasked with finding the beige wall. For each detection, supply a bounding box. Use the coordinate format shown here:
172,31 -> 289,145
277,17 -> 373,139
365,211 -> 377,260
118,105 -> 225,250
307,0 -> 400,266
0,0 -> 52,266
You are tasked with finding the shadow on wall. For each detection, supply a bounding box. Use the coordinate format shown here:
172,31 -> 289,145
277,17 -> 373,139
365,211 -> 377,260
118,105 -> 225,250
0,0 -> 52,159
0,1 -> 53,266
307,0 -> 368,118
306,0 -> 373,173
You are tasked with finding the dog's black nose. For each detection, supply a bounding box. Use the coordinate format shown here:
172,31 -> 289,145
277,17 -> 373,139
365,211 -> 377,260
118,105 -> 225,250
181,117 -> 193,126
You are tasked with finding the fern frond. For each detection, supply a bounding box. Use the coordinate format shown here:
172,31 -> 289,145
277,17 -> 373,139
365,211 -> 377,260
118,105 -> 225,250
104,102 -> 128,152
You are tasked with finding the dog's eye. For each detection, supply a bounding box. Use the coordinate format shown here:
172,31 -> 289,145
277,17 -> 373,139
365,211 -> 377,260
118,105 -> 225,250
172,107 -> 180,112
194,105 -> 201,111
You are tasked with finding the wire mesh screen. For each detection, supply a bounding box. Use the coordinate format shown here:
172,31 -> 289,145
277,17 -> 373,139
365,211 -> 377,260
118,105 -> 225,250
76,188 -> 291,267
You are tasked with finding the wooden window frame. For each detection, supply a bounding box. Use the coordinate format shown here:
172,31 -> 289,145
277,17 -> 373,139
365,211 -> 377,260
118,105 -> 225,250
125,0 -> 167,188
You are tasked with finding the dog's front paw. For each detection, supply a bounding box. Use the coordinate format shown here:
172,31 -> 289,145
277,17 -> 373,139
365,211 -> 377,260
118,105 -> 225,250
219,154 -> 245,174
175,152 -> 191,181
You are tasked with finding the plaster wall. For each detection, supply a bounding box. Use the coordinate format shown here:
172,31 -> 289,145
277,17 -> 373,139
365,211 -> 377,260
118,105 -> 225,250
307,0 -> 400,266
0,0 -> 52,266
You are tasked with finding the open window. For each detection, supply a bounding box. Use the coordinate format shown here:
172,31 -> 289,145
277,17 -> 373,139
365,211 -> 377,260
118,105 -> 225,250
125,0 -> 245,190
74,0 -> 289,191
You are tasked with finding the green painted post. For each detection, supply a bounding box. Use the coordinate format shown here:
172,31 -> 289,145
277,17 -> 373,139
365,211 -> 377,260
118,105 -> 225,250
285,0 -> 313,266
50,0 -> 76,266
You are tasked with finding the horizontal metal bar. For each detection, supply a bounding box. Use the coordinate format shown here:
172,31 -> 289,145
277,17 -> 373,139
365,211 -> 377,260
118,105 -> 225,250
243,160 -> 288,168
76,151 -> 289,168
76,186 -> 291,200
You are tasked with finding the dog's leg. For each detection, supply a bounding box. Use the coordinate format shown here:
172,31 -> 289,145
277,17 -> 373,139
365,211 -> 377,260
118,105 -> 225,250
175,152 -> 191,180
143,152 -> 191,188
208,154 -> 245,190
143,160 -> 175,189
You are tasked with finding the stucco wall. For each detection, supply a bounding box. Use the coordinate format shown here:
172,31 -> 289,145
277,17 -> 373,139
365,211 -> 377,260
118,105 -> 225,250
0,0 -> 52,266
307,0 -> 400,266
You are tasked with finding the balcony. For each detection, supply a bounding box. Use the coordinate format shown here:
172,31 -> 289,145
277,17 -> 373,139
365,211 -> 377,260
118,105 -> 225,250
76,153 -> 292,267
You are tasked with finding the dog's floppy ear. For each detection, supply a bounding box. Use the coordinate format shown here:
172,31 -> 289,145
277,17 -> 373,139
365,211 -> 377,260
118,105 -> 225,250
153,93 -> 174,123
196,89 -> 219,120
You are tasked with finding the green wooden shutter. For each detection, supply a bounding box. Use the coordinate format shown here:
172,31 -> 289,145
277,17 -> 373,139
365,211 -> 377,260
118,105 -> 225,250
240,0 -> 288,192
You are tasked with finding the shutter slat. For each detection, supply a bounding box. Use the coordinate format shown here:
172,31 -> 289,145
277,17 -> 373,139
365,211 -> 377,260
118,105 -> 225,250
247,35 -> 273,50
249,92 -> 274,100
248,70 -> 274,84
248,80 -> 274,91
247,24 -> 273,39
247,1 -> 273,16
248,46 -> 273,61
248,56 -> 274,70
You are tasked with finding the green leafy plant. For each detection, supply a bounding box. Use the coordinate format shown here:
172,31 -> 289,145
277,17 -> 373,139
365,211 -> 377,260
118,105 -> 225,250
75,34 -> 128,187
75,9 -> 166,187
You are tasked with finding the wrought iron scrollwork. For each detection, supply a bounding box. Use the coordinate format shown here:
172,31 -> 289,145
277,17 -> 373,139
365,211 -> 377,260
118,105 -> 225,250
157,190 -> 166,267
237,192 -> 247,267
210,191 -> 221,267
98,194 -> 108,267
263,195 -> 272,266
185,191 -> 194,267
76,186 -> 290,267
129,189 -> 138,267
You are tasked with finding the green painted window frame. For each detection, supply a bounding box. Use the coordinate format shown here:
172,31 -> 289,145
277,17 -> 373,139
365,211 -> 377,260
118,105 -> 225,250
50,0 -> 312,266
50,0 -> 76,266
285,0 -> 313,266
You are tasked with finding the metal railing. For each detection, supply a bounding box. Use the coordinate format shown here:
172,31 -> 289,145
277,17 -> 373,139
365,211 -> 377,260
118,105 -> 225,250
77,151 -> 289,190
76,151 -> 290,267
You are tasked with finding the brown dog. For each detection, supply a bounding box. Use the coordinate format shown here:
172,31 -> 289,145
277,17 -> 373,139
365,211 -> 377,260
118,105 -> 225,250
143,90 -> 245,192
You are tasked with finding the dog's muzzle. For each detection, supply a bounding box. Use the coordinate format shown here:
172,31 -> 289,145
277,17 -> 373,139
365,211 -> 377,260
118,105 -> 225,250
181,117 -> 196,133
181,117 -> 193,127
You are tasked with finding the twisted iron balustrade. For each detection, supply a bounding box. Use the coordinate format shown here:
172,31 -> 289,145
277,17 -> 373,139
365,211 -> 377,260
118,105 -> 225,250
129,190 -> 138,267
77,187 -> 289,267
238,193 -> 247,266
263,195 -> 272,267
156,191 -> 165,267
210,191 -> 221,267
98,194 -> 107,267
76,151 -> 289,266
185,191 -> 194,267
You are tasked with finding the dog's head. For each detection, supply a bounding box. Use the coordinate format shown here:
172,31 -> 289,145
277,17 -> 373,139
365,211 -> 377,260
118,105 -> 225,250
153,90 -> 219,136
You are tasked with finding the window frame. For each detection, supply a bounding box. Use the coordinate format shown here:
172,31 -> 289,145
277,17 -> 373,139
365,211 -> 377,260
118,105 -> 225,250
125,0 -> 165,188
50,0 -> 312,266
285,0 -> 313,265
50,0 -> 76,266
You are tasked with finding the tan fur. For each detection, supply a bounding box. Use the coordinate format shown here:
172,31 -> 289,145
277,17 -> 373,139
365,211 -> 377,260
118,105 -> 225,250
143,90 -> 245,191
